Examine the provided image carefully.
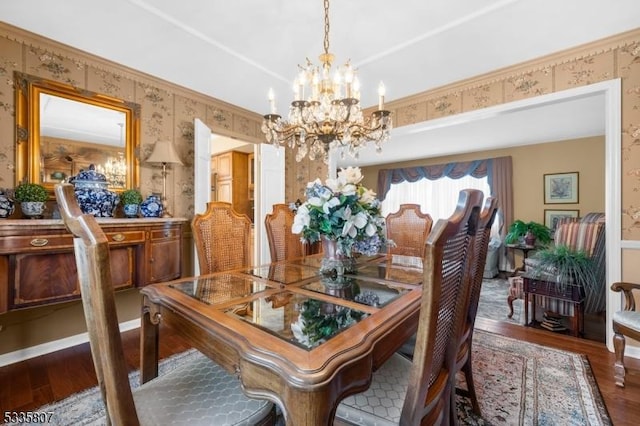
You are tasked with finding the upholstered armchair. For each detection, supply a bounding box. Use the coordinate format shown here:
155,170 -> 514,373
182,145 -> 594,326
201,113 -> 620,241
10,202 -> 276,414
507,213 -> 605,319
611,281 -> 640,387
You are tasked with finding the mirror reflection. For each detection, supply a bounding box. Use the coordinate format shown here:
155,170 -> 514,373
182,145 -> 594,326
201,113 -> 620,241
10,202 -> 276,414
14,72 -> 140,192
40,94 -> 128,187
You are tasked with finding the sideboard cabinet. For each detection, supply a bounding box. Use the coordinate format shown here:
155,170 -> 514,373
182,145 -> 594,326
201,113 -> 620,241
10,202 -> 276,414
0,218 -> 186,313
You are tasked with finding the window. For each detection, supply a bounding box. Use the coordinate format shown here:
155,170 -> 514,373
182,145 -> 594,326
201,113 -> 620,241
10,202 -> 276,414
382,175 -> 496,235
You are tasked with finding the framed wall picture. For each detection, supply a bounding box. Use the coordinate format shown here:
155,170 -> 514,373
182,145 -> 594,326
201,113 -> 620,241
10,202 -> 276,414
545,209 -> 579,233
544,172 -> 579,204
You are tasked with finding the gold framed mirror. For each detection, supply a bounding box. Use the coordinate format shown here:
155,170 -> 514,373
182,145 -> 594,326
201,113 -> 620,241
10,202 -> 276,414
14,71 -> 141,193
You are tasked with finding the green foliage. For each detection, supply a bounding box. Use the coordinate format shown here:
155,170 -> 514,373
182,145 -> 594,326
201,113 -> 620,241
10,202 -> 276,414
298,298 -> 365,347
530,244 -> 597,298
120,189 -> 143,205
14,183 -> 48,202
504,220 -> 552,245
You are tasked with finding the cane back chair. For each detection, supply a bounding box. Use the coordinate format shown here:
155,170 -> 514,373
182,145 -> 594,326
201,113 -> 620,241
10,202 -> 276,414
265,203 -> 307,261
54,184 -> 275,425
336,189 -> 483,425
385,203 -> 433,258
192,201 -> 252,274
454,196 -> 498,416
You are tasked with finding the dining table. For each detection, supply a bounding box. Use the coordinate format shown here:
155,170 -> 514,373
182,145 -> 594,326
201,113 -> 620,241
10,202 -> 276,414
139,253 -> 424,426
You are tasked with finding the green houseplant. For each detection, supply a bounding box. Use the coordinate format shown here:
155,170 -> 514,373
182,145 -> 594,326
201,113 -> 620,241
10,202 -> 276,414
14,183 -> 48,203
121,189 -> 143,205
529,244 -> 602,312
504,220 -> 552,246
120,189 -> 143,218
14,183 -> 48,219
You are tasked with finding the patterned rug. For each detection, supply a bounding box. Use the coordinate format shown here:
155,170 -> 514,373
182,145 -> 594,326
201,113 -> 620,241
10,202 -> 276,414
457,330 -> 610,425
476,278 -> 524,325
13,330 -> 610,425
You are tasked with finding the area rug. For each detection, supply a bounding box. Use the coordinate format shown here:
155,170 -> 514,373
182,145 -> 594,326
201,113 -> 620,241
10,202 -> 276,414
457,330 -> 610,425
476,278 -> 523,324
13,330 -> 609,426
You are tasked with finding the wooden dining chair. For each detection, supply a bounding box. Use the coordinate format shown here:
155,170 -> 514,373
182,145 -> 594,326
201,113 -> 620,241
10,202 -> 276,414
192,201 -> 252,274
265,203 -> 306,261
611,281 -> 640,387
54,184 -> 276,425
454,196 -> 498,416
336,189 -> 483,425
385,203 -> 433,258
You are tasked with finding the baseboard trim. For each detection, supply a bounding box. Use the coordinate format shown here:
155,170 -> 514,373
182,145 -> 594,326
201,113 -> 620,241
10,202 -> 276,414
0,319 -> 141,367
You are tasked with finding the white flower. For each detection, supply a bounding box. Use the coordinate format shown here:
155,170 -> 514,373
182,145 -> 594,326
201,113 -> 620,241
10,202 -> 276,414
325,177 -> 340,193
338,167 -> 363,185
323,196 -> 341,214
307,196 -> 324,207
290,317 -> 311,347
341,207 -> 368,238
359,187 -> 377,205
365,222 -> 377,236
341,183 -> 357,196
291,204 -> 310,234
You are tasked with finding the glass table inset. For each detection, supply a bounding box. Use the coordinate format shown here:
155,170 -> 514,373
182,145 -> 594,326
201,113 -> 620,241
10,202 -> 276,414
169,273 -> 277,306
224,291 -> 369,350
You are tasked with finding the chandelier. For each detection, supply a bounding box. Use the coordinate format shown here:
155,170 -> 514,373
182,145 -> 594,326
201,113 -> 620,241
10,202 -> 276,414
261,0 -> 392,163
97,153 -> 126,188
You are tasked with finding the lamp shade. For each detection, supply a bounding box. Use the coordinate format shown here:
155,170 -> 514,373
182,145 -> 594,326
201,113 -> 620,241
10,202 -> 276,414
146,140 -> 183,165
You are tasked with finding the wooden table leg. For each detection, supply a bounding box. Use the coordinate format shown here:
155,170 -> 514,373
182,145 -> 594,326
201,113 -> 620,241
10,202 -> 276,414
577,302 -> 584,337
140,295 -> 161,384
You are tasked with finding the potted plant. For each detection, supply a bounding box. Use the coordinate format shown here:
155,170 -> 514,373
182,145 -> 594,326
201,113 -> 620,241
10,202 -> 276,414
504,220 -> 552,246
529,244 -> 601,312
14,183 -> 48,218
120,189 -> 143,218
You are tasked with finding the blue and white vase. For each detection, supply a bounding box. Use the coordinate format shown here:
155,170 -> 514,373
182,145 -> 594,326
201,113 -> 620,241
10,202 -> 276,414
123,204 -> 139,218
21,201 -> 45,219
0,191 -> 15,218
71,165 -> 119,217
140,195 -> 163,218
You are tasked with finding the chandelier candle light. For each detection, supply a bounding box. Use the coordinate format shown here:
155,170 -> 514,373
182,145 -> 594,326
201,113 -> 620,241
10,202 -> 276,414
261,0 -> 392,163
145,140 -> 183,218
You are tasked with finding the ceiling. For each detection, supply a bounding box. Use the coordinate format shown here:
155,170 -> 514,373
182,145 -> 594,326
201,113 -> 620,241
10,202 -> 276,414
2,0 -> 639,165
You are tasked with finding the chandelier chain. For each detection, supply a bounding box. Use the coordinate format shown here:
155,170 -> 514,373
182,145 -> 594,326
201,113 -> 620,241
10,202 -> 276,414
323,0 -> 330,56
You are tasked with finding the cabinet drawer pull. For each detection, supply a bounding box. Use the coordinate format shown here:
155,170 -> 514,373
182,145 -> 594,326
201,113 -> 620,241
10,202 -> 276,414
111,233 -> 125,242
164,230 -> 170,238
30,238 -> 49,247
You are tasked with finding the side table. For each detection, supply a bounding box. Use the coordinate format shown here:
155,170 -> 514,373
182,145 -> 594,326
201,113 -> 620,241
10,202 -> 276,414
506,243 -> 537,276
523,276 -> 584,337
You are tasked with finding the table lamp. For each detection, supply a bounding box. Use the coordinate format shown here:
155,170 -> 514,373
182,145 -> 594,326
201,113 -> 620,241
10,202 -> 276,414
146,140 -> 183,217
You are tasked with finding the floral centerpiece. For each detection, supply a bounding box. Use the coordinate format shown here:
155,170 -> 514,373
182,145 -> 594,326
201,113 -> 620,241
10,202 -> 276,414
291,167 -> 389,274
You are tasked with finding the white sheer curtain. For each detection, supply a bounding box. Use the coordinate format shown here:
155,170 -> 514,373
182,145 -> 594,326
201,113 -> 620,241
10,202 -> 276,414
382,175 -> 492,225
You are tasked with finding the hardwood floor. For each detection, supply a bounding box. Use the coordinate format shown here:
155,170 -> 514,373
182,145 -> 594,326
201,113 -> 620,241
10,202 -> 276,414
1,320 -> 639,425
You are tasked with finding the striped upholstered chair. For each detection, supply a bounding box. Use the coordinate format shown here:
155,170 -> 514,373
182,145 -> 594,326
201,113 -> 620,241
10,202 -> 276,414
507,213 -> 605,319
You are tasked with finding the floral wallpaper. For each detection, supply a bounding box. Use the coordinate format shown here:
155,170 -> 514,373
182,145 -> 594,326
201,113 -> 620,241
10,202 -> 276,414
0,23 -> 262,220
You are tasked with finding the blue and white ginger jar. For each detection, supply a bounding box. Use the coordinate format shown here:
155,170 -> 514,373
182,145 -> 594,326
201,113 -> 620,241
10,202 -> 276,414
140,195 -> 163,218
72,165 -> 119,217
0,190 -> 15,218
